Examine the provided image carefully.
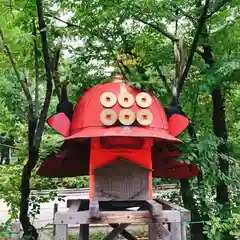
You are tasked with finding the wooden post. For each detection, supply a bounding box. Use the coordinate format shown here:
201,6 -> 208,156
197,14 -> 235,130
181,222 -> 187,240
148,224 -> 171,240
79,225 -> 89,240
79,200 -> 89,240
55,225 -> 67,240
170,222 -> 181,240
11,221 -> 20,240
53,203 -> 58,237
89,200 -> 100,219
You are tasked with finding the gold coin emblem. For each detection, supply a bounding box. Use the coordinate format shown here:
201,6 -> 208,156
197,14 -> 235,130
100,92 -> 117,108
118,92 -> 134,108
100,109 -> 117,126
137,109 -> 153,126
119,109 -> 135,125
136,92 -> 152,108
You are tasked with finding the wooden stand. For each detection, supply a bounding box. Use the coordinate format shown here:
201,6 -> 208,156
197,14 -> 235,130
54,199 -> 190,240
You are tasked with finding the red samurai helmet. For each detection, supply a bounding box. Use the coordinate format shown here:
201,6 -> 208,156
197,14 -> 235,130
37,75 -> 198,179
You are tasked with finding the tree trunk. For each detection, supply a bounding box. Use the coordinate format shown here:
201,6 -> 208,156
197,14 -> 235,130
199,44 -> 230,208
180,123 -> 207,240
167,106 -> 206,240
212,88 -> 229,208
180,179 -> 206,240
19,118 -> 38,239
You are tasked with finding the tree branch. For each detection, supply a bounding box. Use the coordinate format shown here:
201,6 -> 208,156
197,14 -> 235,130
33,19 -> 40,116
178,7 -> 197,23
177,0 -> 210,97
0,28 -> 34,114
35,0 -> 53,150
133,15 -> 179,42
170,4 -> 197,24
208,0 -> 230,18
51,44 -> 62,101
47,13 -> 113,51
46,13 -> 79,28
154,65 -> 171,93
115,58 -> 131,82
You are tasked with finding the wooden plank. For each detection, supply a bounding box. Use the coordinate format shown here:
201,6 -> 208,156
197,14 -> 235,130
68,200 -> 80,212
156,199 -> 187,211
104,223 -> 130,240
145,200 -> 162,217
53,203 -> 58,236
55,225 -> 67,240
79,224 -> 89,240
109,224 -> 138,240
55,210 -> 180,224
181,223 -> 187,240
149,224 -> 158,240
89,200 -> 100,219
11,221 -> 20,240
156,199 -> 190,223
79,200 -> 90,240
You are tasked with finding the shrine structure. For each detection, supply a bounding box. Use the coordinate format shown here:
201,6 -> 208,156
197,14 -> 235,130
37,75 -> 198,240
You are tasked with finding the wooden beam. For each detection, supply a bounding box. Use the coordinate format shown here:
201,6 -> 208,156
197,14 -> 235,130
79,200 -> 90,240
170,222 -> 181,240
156,199 -> 187,211
79,224 -> 89,240
55,210 -> 180,224
156,199 -> 190,222
145,200 -> 162,217
149,224 -> 171,240
89,200 -> 100,219
104,223 -> 130,240
55,224 -> 67,240
11,221 -> 21,240
53,203 -> 58,236
109,224 -> 138,240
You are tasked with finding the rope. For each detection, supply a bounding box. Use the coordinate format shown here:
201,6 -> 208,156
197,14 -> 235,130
182,218 -> 238,225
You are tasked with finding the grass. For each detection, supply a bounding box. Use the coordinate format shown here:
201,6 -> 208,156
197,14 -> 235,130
69,231 -> 106,240
68,225 -> 148,239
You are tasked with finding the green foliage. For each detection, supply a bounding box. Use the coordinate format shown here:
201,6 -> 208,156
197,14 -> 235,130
0,163 -> 59,221
203,215 -> 240,240
0,164 -> 21,220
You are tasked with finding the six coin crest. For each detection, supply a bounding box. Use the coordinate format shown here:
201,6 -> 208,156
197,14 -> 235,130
100,88 -> 153,126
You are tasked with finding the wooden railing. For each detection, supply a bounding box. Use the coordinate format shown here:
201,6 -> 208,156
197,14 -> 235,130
31,184 -> 180,197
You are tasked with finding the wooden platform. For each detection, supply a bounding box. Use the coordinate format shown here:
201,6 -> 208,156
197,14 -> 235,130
54,199 -> 190,240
